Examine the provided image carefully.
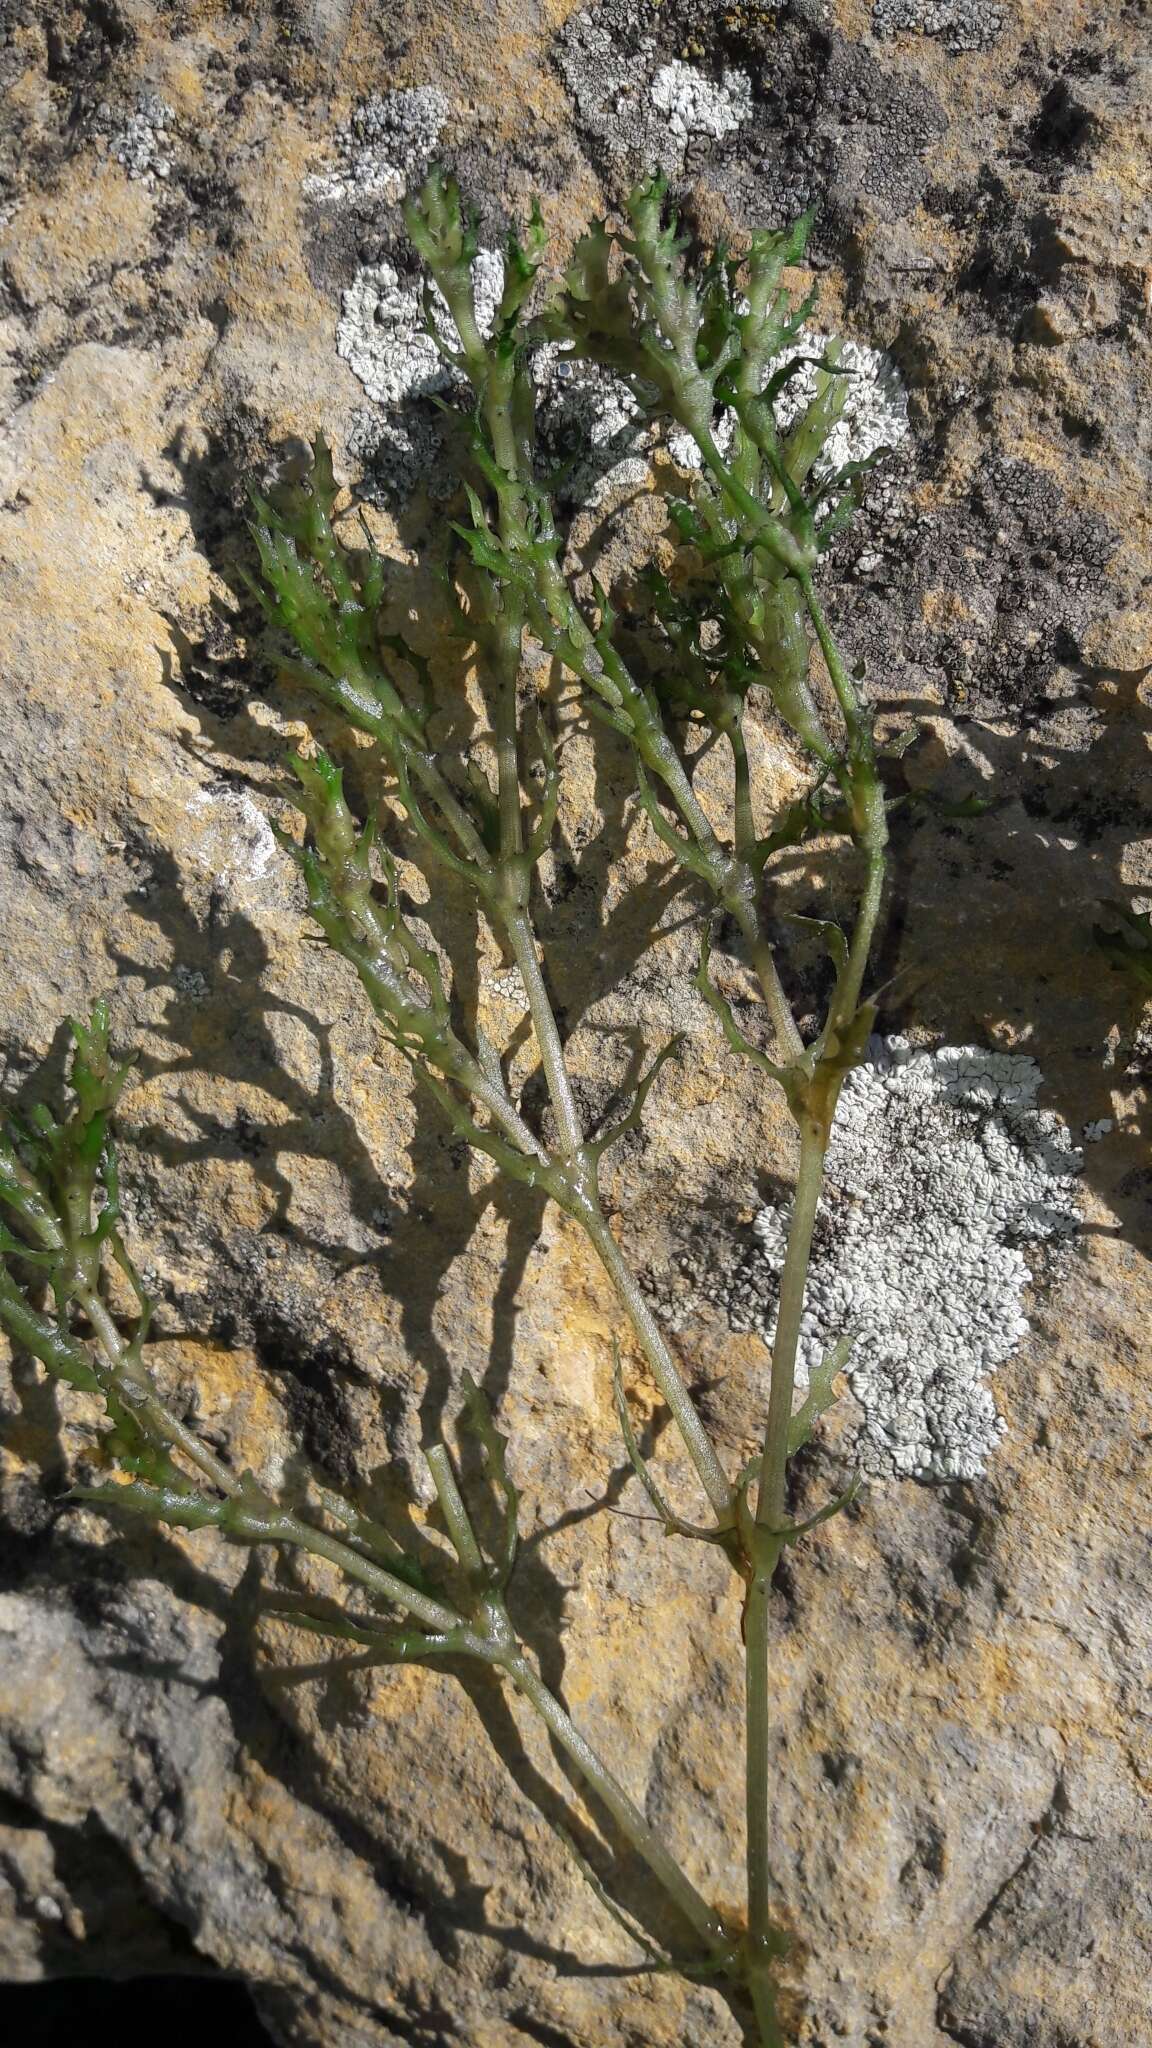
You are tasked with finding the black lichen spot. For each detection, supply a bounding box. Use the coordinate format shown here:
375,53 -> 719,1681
1024,78 -> 1099,181
821,449 -> 1116,722
250,1311 -> 365,1481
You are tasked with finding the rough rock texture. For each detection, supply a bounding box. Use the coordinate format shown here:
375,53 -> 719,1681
1,4 -> 1150,2046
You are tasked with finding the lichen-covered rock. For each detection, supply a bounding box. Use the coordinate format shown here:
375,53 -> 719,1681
1,4 -> 1150,2047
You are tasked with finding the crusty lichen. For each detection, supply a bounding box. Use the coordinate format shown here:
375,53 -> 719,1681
555,11 -> 753,174
652,1041 -> 1082,1482
871,0 -> 1005,55
304,88 -> 450,207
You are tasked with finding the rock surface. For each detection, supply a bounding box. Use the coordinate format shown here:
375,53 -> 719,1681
1,3 -> 1150,2046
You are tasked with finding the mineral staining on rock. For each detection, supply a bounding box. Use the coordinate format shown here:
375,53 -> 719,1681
658,1043 -> 1082,1481
2,5 -> 1149,2042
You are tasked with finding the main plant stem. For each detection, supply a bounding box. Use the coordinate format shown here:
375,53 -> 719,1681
741,1114 -> 826,2014
741,824 -> 886,2027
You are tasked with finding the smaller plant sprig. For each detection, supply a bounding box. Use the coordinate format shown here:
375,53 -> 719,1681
0,1010 -> 740,1981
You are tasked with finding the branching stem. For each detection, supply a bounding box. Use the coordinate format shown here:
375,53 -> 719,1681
76,1283 -> 242,1500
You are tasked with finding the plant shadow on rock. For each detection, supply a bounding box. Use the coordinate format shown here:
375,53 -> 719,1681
0,418 -> 775,2020
5,1491 -> 697,2003
2,1240 -> 716,2018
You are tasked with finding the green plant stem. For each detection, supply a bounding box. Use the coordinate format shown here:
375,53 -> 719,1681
504,909 -> 587,1159
840,845 -> 886,1026
502,1646 -> 735,1965
687,420 -> 816,584
754,1121 -> 828,1534
75,1283 -> 243,1499
409,748 -> 493,869
731,897 -> 805,1062
582,1206 -> 734,1523
425,1442 -> 486,1577
440,251 -> 803,1078
746,1952 -> 786,2048
796,576 -> 866,747
742,1562 -> 780,1996
738,1115 -> 826,2044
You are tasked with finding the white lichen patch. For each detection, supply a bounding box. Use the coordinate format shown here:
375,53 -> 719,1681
337,248 -> 504,409
648,63 -> 753,151
304,87 -> 450,205
338,238 -> 907,512
759,1041 -> 1081,1479
106,95 -> 176,183
666,332 -> 908,480
652,1041 -> 1082,1482
533,350 -> 652,507
556,15 -> 752,173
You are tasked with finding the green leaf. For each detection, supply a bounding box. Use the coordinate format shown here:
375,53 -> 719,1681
0,1269 -> 100,1390
68,1478 -> 225,1531
590,1035 -> 685,1158
777,1477 -> 862,1546
611,1344 -> 722,1545
787,911 -> 849,975
69,1002 -> 136,1123
277,1607 -> 392,1647
694,927 -> 791,1089
633,761 -> 715,881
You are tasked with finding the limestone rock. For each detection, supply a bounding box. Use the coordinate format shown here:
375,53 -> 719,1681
1,4 -> 1150,2045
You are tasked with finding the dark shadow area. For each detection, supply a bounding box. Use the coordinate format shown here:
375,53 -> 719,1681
3,1974 -> 277,2047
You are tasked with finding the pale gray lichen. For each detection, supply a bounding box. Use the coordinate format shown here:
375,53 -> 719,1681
106,95 -> 176,183
534,351 -> 653,508
651,1041 -> 1082,1482
871,0 -> 1005,53
338,247 -> 505,502
304,87 -> 450,206
186,787 -> 278,891
555,14 -> 751,172
649,62 -> 753,151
